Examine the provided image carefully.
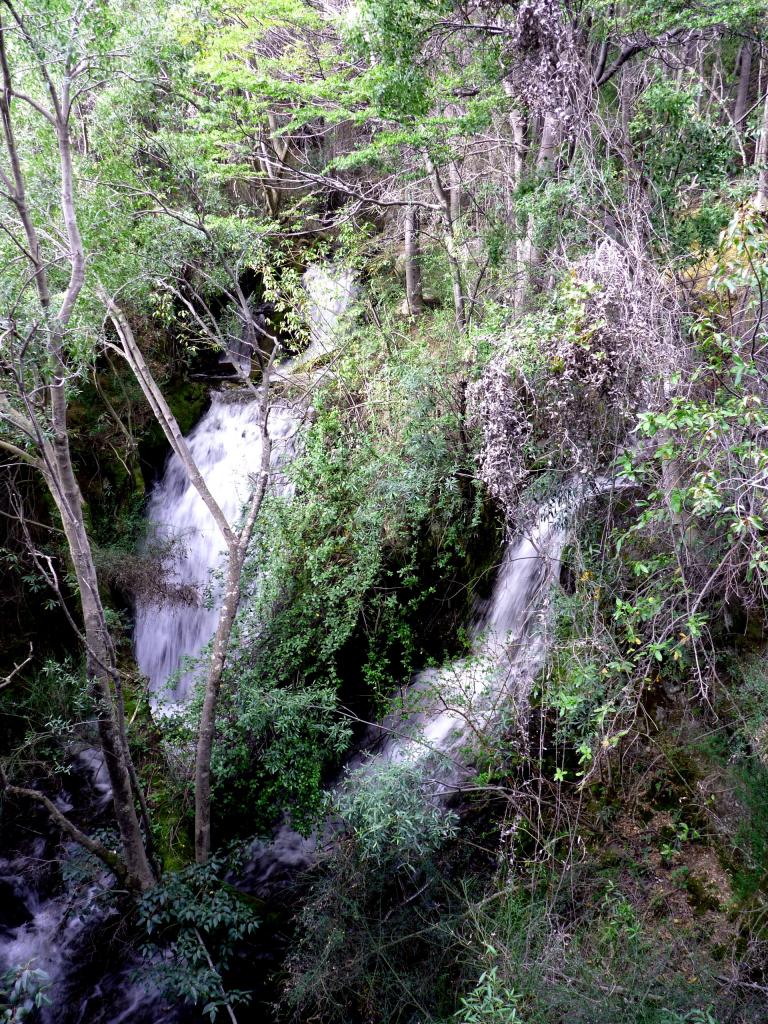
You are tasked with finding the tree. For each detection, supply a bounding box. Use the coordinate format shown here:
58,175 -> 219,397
0,0 -> 154,890
755,79 -> 768,211
404,199 -> 425,316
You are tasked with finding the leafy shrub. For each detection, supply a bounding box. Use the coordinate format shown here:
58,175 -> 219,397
0,659 -> 92,782
448,876 -> 727,1024
630,80 -> 735,204
335,759 -> 458,866
454,959 -> 524,1024
211,682 -> 349,835
283,759 -> 460,1022
136,858 -> 258,1021
0,963 -> 51,1023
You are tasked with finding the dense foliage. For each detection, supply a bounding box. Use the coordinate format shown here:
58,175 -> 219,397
2,0 -> 768,1021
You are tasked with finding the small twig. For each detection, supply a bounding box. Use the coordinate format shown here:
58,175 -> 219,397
194,928 -> 239,1024
0,642 -> 32,692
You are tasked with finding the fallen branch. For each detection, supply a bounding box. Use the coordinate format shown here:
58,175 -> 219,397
0,763 -> 132,889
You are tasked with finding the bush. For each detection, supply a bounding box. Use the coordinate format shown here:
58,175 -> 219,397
335,759 -> 459,867
283,759 -> 460,1022
136,857 -> 258,1021
0,963 -> 51,1023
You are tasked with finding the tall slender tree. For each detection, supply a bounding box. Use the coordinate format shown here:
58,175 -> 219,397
0,0 -> 155,890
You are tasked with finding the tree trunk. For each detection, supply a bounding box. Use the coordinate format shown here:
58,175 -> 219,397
404,202 -> 424,316
502,81 -> 527,189
696,41 -> 706,114
734,41 -> 752,133
448,160 -> 461,226
423,150 -> 466,329
514,117 -> 559,308
103,295 -> 237,549
536,114 -> 557,173
619,75 -> 636,173
509,108 -> 527,188
194,412 -> 272,864
755,83 -> 768,212
193,557 -> 243,864
45,447 -> 155,890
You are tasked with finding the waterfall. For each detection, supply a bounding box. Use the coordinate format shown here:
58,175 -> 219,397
134,393 -> 300,707
135,264 -> 357,707
366,499 -> 568,774
303,265 -> 357,354
0,266 -> 357,1021
280,266 -> 358,374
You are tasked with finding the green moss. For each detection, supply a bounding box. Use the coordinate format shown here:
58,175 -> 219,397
165,379 -> 209,435
151,788 -> 194,873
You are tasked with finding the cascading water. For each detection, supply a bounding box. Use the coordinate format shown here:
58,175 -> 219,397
297,266 -> 357,362
0,266 -> 359,1022
136,265 -> 358,706
134,394 -> 300,707
367,498 -> 568,774
0,757 -> 173,1024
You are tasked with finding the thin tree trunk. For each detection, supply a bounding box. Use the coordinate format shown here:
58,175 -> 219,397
755,83 -> 768,211
404,201 -> 424,316
620,75 -> 636,173
44,458 -> 156,890
103,295 -> 237,550
734,41 -> 753,132
448,160 -> 461,226
502,81 -> 527,189
423,150 -> 466,329
103,297 -> 275,864
194,400 -> 272,864
515,116 -> 558,308
696,41 -> 706,114
536,114 -> 557,173
510,109 -> 527,188
709,47 -> 725,116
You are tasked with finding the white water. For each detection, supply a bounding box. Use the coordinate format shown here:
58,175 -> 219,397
0,266 -> 358,1020
0,792 -> 166,1024
134,393 -> 300,706
303,265 -> 357,355
367,501 -> 568,774
135,264 -> 357,707
279,266 -> 358,374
